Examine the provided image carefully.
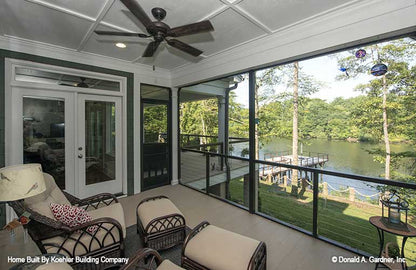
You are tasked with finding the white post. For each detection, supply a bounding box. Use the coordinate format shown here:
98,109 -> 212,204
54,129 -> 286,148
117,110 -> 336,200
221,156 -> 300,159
171,88 -> 179,185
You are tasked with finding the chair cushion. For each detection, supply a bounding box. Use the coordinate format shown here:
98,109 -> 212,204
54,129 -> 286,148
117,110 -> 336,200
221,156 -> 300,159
89,202 -> 126,238
184,225 -> 260,270
137,198 -> 183,231
50,203 -> 98,233
157,259 -> 185,270
41,203 -> 125,257
24,173 -> 71,220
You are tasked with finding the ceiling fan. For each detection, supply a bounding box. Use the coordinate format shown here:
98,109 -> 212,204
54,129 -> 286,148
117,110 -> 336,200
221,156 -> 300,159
59,77 -> 90,88
94,0 -> 214,58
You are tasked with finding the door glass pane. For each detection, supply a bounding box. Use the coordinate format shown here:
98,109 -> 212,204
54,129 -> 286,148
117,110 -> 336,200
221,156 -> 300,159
143,103 -> 169,189
85,101 -> 116,185
23,97 -> 65,189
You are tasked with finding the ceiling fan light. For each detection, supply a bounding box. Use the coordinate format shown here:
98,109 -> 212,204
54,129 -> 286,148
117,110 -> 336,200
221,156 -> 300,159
115,42 -> 127,48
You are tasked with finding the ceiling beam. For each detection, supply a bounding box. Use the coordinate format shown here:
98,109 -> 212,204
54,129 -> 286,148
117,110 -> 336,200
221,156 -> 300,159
77,0 -> 116,51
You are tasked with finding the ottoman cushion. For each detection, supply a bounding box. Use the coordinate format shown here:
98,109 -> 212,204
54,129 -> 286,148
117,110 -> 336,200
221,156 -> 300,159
157,259 -> 185,270
184,225 -> 260,270
137,198 -> 183,231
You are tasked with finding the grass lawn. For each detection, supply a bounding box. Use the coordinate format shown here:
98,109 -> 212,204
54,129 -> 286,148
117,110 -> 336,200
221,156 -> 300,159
228,178 -> 416,266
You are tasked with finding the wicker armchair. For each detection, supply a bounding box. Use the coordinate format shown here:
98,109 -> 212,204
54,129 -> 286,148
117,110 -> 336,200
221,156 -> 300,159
9,173 -> 125,267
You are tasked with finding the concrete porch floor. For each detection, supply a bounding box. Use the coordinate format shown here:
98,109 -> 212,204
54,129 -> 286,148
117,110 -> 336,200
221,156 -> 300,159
120,184 -> 374,270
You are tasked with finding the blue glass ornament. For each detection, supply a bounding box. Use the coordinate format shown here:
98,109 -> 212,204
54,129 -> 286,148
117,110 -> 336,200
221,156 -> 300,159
371,63 -> 388,76
339,67 -> 349,77
355,49 -> 366,58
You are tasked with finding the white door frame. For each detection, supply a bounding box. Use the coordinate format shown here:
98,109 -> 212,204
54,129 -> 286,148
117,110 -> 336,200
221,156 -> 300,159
9,88 -> 77,194
5,58 -> 127,198
77,94 -> 123,198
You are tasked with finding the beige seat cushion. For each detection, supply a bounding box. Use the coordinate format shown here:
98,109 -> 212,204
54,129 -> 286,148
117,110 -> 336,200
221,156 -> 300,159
157,259 -> 185,270
89,202 -> 126,238
42,215 -> 123,257
137,198 -> 183,230
184,225 -> 260,270
24,173 -> 71,220
36,263 -> 73,270
41,202 -> 125,257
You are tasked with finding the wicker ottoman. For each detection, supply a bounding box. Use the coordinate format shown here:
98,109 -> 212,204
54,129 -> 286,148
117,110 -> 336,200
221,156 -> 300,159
136,196 -> 186,250
182,221 -> 267,270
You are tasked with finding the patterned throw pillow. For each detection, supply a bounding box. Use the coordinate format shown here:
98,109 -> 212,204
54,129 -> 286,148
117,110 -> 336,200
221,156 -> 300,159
50,203 -> 98,234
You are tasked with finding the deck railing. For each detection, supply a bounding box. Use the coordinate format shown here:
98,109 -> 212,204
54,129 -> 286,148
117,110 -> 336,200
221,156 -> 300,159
180,146 -> 416,265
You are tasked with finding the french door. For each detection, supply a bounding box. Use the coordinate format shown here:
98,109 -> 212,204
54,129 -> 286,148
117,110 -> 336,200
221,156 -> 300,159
9,88 -> 123,197
77,95 -> 122,198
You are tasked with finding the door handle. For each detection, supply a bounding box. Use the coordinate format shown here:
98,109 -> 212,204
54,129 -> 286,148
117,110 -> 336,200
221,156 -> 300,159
78,154 -> 83,159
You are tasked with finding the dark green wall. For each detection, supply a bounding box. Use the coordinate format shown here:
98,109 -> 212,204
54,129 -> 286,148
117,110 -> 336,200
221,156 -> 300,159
0,49 -> 135,227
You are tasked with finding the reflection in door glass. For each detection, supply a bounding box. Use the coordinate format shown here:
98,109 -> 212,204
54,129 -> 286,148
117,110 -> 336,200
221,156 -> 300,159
23,97 -> 65,189
85,101 -> 116,185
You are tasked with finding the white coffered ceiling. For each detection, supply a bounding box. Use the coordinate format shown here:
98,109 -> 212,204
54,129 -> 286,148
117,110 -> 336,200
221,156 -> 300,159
0,0 -> 357,70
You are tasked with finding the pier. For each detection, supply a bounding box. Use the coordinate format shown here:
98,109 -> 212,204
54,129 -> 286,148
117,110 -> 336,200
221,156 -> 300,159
181,149 -> 329,189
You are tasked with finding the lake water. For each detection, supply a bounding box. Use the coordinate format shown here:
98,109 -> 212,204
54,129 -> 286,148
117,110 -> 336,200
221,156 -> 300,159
231,137 -> 413,196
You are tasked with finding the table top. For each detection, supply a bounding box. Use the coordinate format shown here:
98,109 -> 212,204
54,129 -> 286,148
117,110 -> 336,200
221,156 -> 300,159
0,226 -> 40,269
369,216 -> 416,237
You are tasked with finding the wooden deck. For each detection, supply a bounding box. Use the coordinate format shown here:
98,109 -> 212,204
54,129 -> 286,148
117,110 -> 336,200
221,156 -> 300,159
180,151 -> 248,187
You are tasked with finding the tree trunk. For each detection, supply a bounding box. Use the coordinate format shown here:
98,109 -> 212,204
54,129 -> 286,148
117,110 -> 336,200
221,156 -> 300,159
382,74 -> 390,179
291,61 -> 299,196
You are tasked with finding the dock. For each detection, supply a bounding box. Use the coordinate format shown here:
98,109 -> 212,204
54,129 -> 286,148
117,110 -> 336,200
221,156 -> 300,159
181,150 -> 329,189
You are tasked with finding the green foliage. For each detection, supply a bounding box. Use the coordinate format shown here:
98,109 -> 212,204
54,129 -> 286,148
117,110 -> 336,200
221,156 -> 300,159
143,105 -> 167,142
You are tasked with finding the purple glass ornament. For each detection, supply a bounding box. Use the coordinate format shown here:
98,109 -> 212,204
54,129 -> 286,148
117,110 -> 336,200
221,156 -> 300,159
355,49 -> 366,58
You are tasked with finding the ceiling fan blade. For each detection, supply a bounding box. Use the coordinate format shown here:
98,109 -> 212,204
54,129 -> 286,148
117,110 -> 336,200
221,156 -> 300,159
166,39 -> 203,57
120,0 -> 154,29
167,20 -> 214,37
142,41 -> 161,57
94,30 -> 149,38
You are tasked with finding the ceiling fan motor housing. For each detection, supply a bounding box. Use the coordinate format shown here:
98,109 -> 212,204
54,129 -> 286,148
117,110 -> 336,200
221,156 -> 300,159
151,7 -> 166,21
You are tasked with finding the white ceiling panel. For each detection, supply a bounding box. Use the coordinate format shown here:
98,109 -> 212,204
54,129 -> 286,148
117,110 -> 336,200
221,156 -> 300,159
179,8 -> 266,56
36,0 -> 107,19
0,0 -> 366,70
83,25 -> 146,61
0,0 -> 93,49
237,0 -> 352,31
102,0 -> 224,33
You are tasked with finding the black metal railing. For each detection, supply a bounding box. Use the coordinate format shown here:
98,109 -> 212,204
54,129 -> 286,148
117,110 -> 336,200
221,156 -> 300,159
180,146 -> 416,264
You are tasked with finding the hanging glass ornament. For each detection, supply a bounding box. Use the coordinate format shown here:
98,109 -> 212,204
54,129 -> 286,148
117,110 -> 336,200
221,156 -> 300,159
370,63 -> 388,76
355,49 -> 366,58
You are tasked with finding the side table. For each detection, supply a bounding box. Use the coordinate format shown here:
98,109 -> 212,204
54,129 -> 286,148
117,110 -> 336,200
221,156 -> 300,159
369,216 -> 416,270
0,226 -> 40,269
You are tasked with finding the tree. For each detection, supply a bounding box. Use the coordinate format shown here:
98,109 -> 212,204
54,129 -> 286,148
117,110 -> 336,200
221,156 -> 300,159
255,67 -> 281,159
256,63 -> 321,196
336,39 -> 416,179
291,62 -> 300,196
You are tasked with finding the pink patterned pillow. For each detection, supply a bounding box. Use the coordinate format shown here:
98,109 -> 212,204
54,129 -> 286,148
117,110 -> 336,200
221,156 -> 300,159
50,203 -> 98,234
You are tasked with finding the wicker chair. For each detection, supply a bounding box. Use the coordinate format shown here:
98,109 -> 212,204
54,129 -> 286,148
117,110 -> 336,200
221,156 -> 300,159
9,173 -> 126,268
